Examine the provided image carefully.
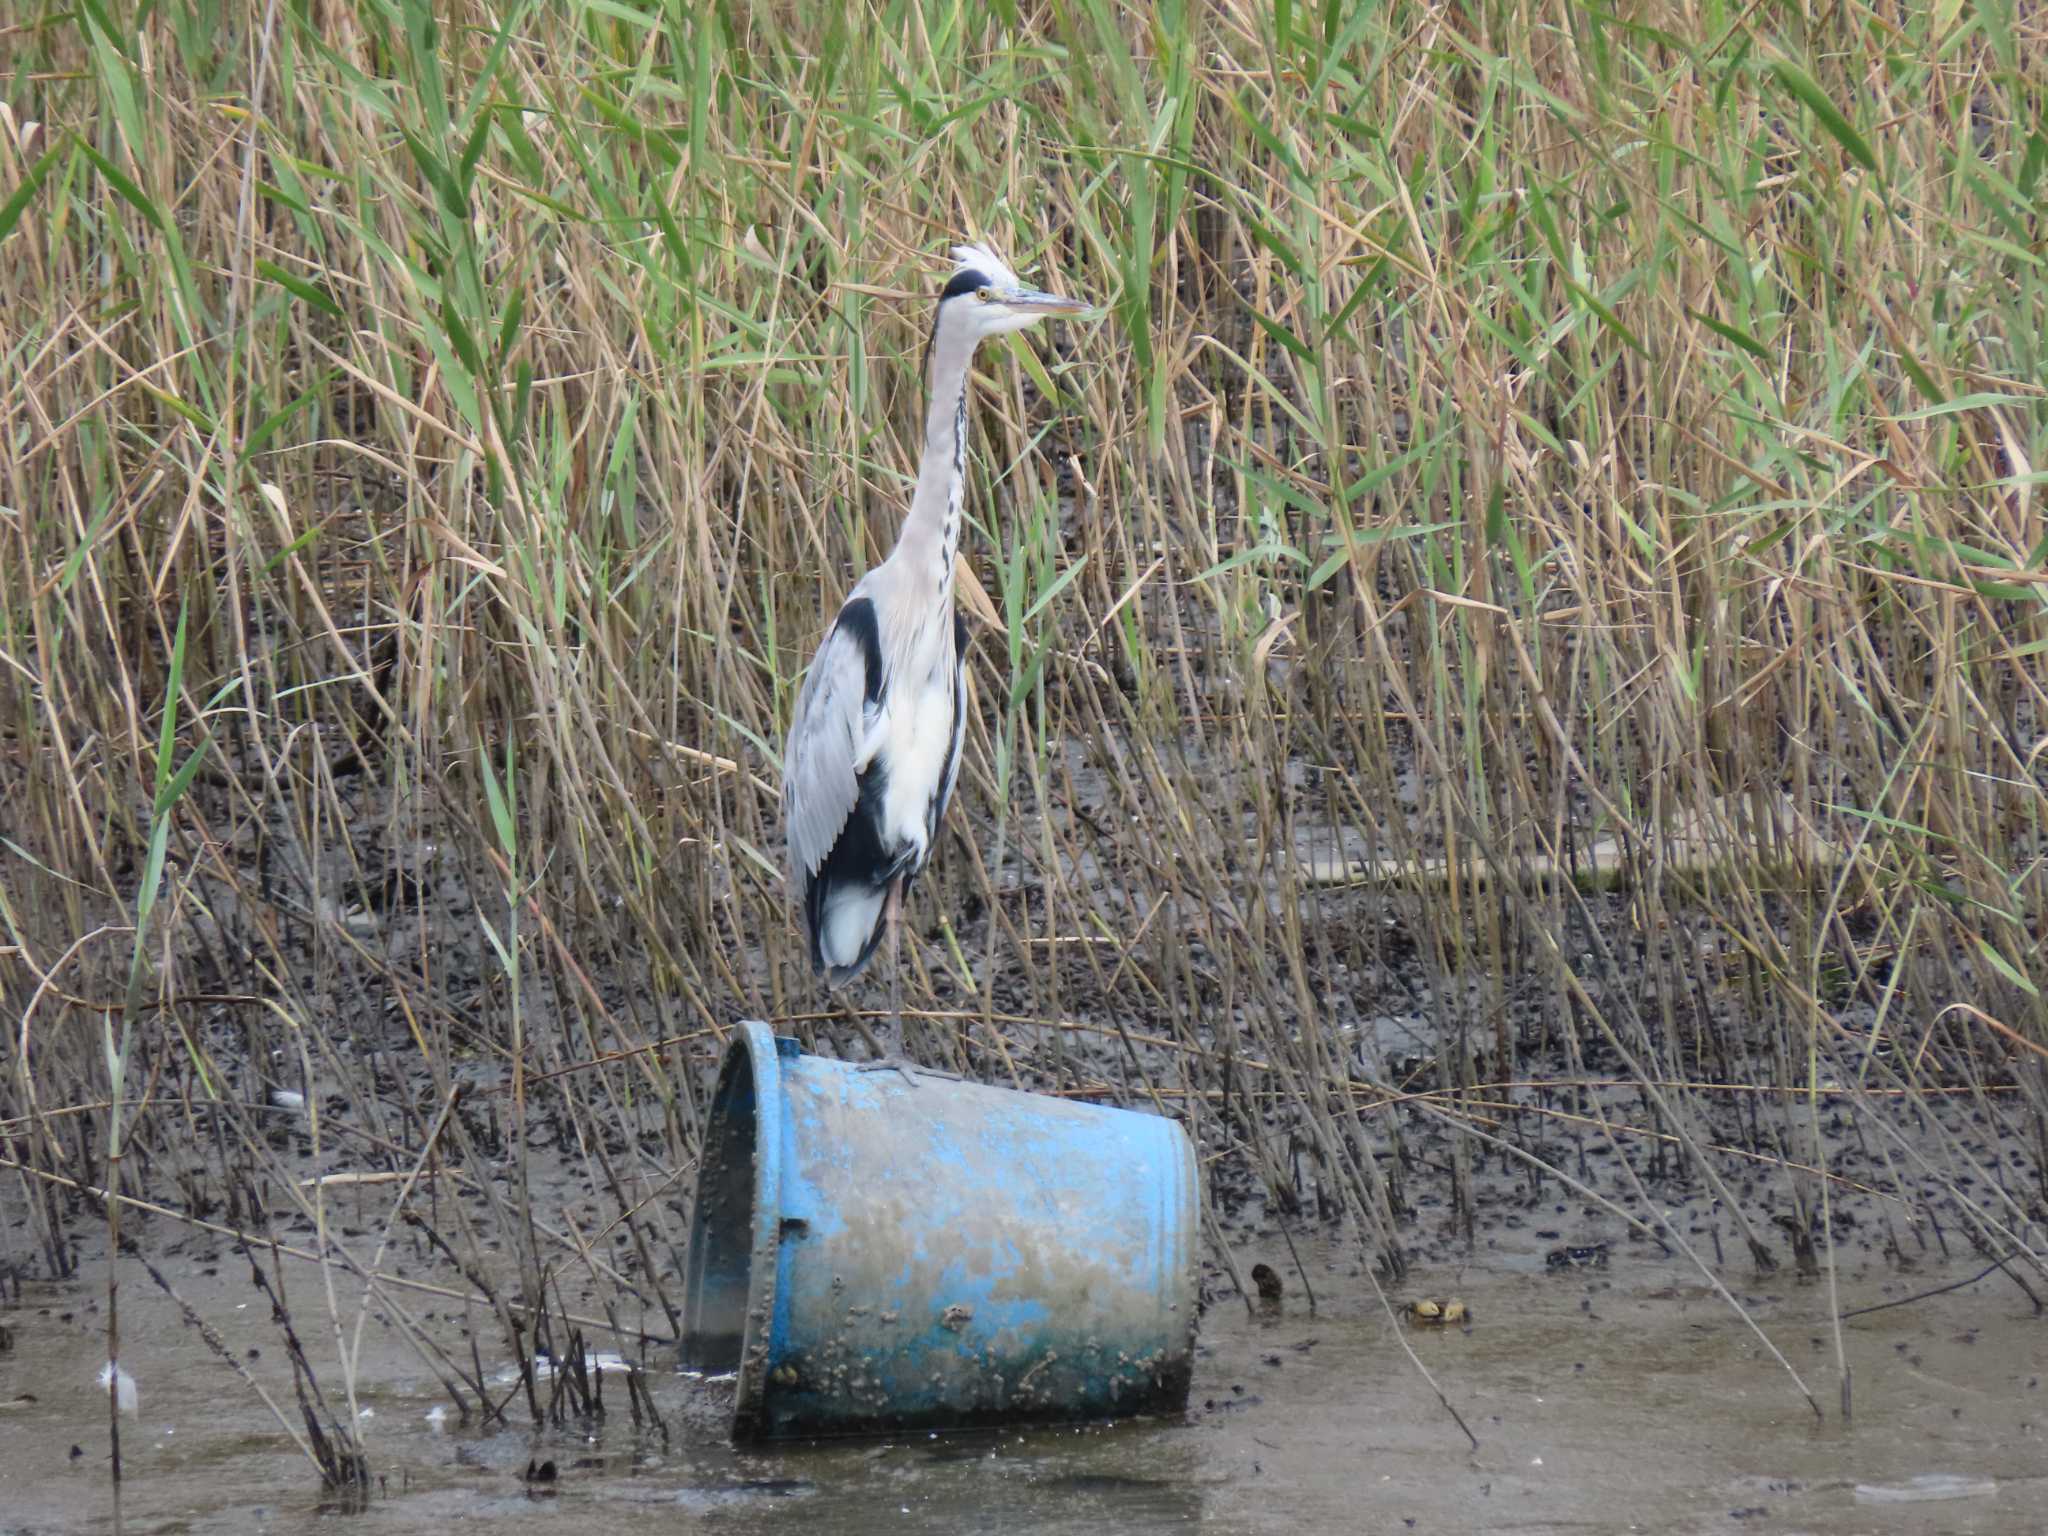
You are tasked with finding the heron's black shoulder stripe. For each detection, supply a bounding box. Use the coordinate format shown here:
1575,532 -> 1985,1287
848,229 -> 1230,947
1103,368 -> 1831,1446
940,267 -> 990,302
836,596 -> 884,704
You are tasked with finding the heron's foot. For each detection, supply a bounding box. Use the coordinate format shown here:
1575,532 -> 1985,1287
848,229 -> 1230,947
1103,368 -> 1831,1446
854,1055 -> 927,1086
855,1055 -> 963,1085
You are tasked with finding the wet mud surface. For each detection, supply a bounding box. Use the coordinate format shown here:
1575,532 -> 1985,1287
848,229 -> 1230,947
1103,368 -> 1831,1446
5,775 -> 2044,1531
3,1229 -> 2042,1536
10,689 -> 2043,1533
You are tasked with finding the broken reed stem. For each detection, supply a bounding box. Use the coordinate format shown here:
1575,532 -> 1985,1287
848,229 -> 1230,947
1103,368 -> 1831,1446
1362,1261 -> 1480,1454
104,1151 -> 124,1536
130,1247 -> 325,1470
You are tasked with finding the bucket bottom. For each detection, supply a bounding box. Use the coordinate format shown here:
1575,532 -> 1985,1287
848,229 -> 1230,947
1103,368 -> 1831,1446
681,1037 -> 761,1378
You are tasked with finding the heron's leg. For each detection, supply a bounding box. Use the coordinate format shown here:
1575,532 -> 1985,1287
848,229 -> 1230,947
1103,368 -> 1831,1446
884,877 -> 905,1062
856,879 -> 919,1083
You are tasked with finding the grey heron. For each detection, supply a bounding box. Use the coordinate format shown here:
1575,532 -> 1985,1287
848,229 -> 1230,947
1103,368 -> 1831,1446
782,242 -> 1087,1069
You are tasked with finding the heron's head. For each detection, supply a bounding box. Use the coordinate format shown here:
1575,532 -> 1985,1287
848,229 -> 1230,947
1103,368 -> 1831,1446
935,243 -> 1089,340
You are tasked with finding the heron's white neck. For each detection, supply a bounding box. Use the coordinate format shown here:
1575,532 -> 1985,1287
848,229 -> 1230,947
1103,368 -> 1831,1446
892,317 -> 981,596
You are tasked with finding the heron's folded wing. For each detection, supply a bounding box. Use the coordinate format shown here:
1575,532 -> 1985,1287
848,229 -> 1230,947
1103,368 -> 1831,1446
783,599 -> 883,881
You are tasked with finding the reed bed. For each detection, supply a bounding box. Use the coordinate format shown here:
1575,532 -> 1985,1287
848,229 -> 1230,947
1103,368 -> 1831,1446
3,0 -> 2045,1472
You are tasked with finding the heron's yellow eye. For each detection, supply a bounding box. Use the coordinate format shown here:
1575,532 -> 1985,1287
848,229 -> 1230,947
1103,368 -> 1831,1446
977,287 -> 994,302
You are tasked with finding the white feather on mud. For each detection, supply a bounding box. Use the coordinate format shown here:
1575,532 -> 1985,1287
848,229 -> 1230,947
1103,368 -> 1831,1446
98,1362 -> 138,1416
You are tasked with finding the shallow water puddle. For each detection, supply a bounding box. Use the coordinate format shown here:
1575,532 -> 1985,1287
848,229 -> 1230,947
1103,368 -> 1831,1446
2,1243 -> 2041,1535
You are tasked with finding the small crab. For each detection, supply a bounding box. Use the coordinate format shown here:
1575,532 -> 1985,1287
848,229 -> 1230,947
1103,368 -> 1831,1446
1406,1297 -> 1470,1326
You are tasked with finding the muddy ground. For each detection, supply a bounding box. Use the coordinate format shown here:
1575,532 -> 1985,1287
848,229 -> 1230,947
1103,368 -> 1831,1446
4,762 -> 2045,1533
5,999 -> 2046,1535
2,1213 -> 2043,1535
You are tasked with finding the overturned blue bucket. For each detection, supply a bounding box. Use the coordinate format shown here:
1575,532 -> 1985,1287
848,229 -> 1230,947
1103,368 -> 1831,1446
682,1021 -> 1199,1440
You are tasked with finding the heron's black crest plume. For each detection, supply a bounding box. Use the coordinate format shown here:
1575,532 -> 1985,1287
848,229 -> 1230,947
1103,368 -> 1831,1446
924,267 -> 995,385
939,267 -> 992,302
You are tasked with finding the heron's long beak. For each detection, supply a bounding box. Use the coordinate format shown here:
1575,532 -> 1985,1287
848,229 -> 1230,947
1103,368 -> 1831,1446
999,285 -> 1093,316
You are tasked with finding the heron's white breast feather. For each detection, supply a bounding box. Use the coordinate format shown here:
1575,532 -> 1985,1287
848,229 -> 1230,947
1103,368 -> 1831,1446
871,663 -> 956,867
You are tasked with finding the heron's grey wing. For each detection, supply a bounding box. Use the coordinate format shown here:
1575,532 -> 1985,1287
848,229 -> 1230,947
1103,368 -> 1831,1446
783,595 -> 884,883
